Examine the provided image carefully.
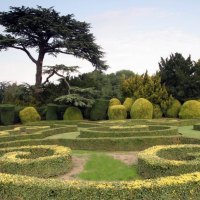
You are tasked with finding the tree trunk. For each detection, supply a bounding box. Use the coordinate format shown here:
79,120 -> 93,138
35,51 -> 45,86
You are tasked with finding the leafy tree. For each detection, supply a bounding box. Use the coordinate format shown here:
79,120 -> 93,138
159,53 -> 200,102
0,6 -> 107,87
121,71 -> 173,114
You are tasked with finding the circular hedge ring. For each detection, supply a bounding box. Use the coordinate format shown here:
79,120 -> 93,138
79,125 -> 179,138
138,144 -> 200,178
0,145 -> 72,178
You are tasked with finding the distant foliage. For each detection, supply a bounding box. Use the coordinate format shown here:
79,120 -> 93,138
130,98 -> 153,119
166,99 -> 181,118
153,104 -> 163,119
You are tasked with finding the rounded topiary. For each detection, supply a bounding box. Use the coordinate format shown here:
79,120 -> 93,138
123,97 -> 134,112
179,100 -> 200,119
19,107 -> 41,124
153,104 -> 163,119
46,104 -> 58,120
166,99 -> 181,118
109,98 -> 121,107
107,105 -> 127,120
0,104 -> 15,125
63,107 -> 83,120
130,98 -> 153,119
90,99 -> 109,121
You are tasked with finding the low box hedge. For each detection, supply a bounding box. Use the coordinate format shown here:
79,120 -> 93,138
138,144 -> 200,178
0,145 -> 72,178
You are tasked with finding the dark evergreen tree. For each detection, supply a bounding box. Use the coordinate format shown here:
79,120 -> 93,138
0,6 -> 107,87
159,53 -> 200,102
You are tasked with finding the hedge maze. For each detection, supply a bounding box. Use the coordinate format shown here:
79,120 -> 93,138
1,119 -> 200,199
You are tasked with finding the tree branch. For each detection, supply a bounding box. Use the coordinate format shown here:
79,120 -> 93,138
10,45 -> 37,63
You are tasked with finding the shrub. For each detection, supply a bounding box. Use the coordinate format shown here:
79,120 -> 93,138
14,105 -> 24,123
153,104 -> 163,118
109,98 -> 121,107
46,104 -> 58,120
57,105 -> 68,120
108,105 -> 127,120
63,107 -> 83,120
123,98 -> 134,112
179,100 -> 200,119
90,99 -> 109,121
19,107 -> 41,124
0,104 -> 15,125
166,99 -> 181,118
130,98 -> 153,119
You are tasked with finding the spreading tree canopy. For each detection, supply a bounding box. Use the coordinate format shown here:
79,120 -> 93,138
0,6 -> 108,86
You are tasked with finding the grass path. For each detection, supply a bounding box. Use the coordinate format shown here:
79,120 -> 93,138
179,126 -> 200,139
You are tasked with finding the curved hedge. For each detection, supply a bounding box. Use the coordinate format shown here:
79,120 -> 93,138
79,125 -> 179,138
179,100 -> 200,119
0,145 -> 71,178
107,105 -> 127,120
130,98 -> 153,119
138,144 -> 200,178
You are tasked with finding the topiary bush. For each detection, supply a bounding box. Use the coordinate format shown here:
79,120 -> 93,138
0,104 -> 15,125
153,104 -> 163,119
179,100 -> 200,119
46,104 -> 58,120
166,99 -> 181,118
19,107 -> 41,124
123,97 -> 134,112
130,98 -> 153,119
108,105 -> 127,120
109,98 -> 121,107
90,99 -> 109,121
57,105 -> 68,120
63,106 -> 83,120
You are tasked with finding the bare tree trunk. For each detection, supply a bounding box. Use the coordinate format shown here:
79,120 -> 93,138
35,51 -> 45,87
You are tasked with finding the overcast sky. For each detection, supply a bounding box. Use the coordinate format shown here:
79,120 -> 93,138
1,0 -> 200,84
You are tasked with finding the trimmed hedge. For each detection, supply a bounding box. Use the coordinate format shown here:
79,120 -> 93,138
0,125 -> 77,142
109,98 -> 121,107
108,105 -> 127,120
46,104 -> 58,120
19,107 -> 41,124
0,145 -> 71,178
166,99 -> 181,118
1,171 -> 200,199
138,144 -> 200,178
0,104 -> 15,125
130,98 -> 153,119
90,99 -> 109,121
79,125 -> 179,138
63,107 -> 83,120
194,123 -> 200,131
123,97 -> 133,112
179,100 -> 200,119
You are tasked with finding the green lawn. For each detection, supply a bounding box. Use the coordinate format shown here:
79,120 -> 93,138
78,153 -> 140,181
179,126 -> 200,139
45,132 -> 80,139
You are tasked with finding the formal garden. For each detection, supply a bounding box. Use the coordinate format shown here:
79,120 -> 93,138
1,5 -> 200,200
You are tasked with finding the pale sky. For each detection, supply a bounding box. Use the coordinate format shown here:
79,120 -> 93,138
1,0 -> 200,84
